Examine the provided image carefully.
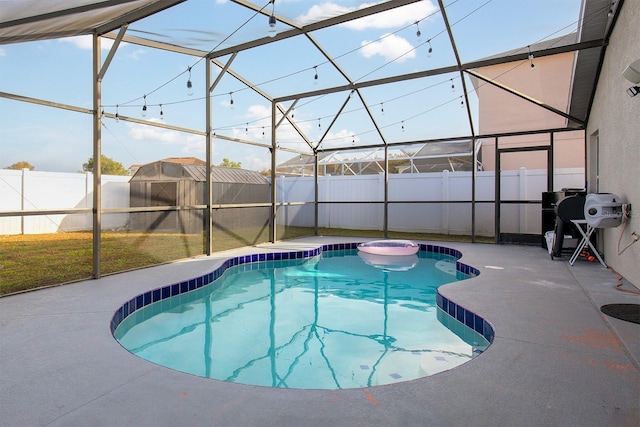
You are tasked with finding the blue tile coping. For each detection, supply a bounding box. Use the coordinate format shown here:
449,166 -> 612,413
110,243 -> 494,345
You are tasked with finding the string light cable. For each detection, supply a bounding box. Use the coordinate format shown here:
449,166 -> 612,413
105,1 -> 454,116
104,0 -> 605,147
103,1 -> 275,112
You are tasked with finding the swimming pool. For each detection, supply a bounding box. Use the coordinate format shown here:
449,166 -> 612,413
112,243 -> 492,389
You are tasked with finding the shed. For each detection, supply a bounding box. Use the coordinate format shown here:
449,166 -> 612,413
129,158 -> 271,233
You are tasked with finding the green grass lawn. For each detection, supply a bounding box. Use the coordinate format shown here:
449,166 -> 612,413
0,227 -> 490,295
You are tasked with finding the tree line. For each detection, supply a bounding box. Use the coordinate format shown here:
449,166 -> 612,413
4,156 -> 244,175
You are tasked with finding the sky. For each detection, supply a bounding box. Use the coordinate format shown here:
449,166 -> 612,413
0,0 -> 584,173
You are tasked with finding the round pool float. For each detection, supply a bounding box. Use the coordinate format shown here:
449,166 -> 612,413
357,239 -> 419,256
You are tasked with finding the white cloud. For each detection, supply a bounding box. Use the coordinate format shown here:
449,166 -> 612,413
360,33 -> 415,62
0,48 -> 6,57
297,2 -> 353,25
297,1 -> 437,30
127,120 -> 205,154
58,35 -> 122,51
243,153 -> 271,172
319,129 -> 359,149
128,49 -> 145,60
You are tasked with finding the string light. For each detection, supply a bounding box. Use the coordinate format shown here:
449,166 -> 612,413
352,135 -> 355,145
528,45 -> 535,68
186,67 -> 193,96
245,123 -> 248,134
109,1 -> 501,129
381,102 -> 385,115
106,2 -> 531,145
451,79 -> 455,92
229,92 -> 234,108
262,127 -> 265,138
460,96 -> 464,108
607,1 -> 615,17
290,108 -> 295,119
115,105 -> 119,122
268,1 -> 277,37
313,66 -> 318,83
160,104 -> 164,120
142,95 -> 147,117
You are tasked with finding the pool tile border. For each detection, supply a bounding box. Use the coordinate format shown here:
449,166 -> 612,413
110,243 -> 494,344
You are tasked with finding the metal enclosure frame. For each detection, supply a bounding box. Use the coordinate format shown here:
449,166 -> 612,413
0,0 -> 621,279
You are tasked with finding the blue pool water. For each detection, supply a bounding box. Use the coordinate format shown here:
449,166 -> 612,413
114,248 -> 489,389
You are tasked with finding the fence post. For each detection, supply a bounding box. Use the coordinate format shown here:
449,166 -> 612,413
325,174 -> 332,228
21,168 -> 27,234
519,167 -> 527,233
86,172 -> 92,230
442,170 -> 449,234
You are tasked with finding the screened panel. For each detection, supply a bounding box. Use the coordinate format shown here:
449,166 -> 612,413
0,215 -> 93,295
211,206 -> 270,252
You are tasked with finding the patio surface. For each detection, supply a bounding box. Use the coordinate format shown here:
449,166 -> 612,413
1,237 -> 639,426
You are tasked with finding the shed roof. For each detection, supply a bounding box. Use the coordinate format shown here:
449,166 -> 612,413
131,160 -> 269,184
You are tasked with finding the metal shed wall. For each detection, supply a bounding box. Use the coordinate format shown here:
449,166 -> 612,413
129,161 -> 271,233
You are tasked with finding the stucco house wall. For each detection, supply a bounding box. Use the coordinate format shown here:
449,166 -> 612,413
473,51 -> 585,172
586,0 -> 640,286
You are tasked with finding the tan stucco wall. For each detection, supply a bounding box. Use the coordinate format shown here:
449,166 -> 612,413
586,1 -> 640,287
474,52 -> 585,171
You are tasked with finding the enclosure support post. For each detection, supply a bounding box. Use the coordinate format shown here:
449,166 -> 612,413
494,137 -> 500,244
548,132 -> 554,192
314,152 -> 319,235
205,58 -> 213,256
92,33 -> 102,278
383,144 -> 389,238
471,137 -> 477,242
270,100 -> 277,243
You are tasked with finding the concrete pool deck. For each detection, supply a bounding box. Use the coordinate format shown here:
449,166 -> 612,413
1,237 -> 639,426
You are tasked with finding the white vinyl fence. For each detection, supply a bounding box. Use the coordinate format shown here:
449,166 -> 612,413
276,168 -> 585,236
0,169 -> 130,234
0,168 -> 584,236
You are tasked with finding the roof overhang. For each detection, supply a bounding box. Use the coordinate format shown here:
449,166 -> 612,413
0,0 -> 186,44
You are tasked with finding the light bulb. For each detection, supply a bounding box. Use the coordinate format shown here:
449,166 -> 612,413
186,67 -> 193,96
415,22 -> 421,39
268,15 -> 277,37
160,104 -> 164,121
313,66 -> 318,84
381,102 -> 385,115
528,46 -> 535,69
451,79 -> 455,92
401,121 -> 405,132
115,105 -> 119,122
142,96 -> 147,117
229,92 -> 234,108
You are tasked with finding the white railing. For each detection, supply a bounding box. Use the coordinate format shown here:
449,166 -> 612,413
0,168 -> 584,236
